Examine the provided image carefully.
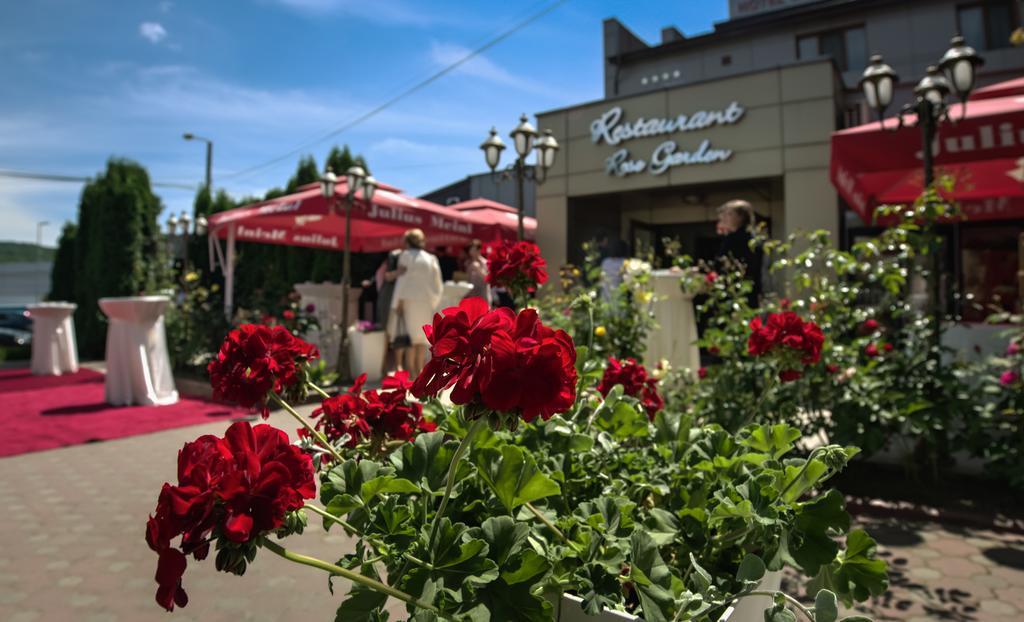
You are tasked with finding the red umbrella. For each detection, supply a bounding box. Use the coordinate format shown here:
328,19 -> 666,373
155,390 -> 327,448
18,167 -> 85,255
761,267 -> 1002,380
447,198 -> 537,241
830,80 -> 1024,224
208,182 -> 518,252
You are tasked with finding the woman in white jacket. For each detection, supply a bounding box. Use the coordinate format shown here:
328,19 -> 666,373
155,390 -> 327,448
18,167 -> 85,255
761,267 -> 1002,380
389,228 -> 442,376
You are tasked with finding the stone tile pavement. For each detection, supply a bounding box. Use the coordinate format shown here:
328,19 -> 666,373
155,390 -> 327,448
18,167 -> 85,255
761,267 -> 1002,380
3,405 -> 1024,621
0,404 -> 405,622
782,516 -> 1024,622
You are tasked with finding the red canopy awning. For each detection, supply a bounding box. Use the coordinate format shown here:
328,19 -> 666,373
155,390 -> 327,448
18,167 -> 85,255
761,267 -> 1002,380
447,198 -> 537,239
208,182 -> 523,253
830,79 -> 1024,224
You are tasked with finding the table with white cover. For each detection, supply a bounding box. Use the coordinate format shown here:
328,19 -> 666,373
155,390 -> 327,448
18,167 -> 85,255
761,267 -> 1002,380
98,296 -> 178,406
26,302 -> 79,376
438,281 -> 473,311
645,269 -> 701,375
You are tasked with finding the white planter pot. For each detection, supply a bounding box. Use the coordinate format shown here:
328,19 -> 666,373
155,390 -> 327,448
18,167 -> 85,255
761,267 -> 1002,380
556,571 -> 782,622
348,327 -> 387,382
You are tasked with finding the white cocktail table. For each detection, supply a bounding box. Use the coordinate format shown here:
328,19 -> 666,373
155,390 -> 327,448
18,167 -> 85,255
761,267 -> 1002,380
98,296 -> 178,406
26,302 -> 79,376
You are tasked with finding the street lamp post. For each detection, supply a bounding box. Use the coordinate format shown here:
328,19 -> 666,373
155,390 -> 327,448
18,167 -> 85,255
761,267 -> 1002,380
859,35 -> 983,342
166,211 -> 208,274
480,114 -> 559,240
321,166 -> 378,380
183,133 -> 214,191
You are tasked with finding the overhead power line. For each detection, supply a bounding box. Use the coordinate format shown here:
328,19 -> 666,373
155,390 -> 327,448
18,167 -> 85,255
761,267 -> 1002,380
0,169 -> 198,191
220,0 -> 570,183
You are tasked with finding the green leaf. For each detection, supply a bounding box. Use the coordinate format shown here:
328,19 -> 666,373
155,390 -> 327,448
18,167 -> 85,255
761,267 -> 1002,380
473,445 -> 561,512
335,582 -> 388,622
359,476 -> 419,503
789,490 -> 850,576
501,550 -> 550,585
594,398 -> 650,439
687,552 -> 712,594
428,519 -> 499,587
740,424 -> 800,459
814,589 -> 839,622
736,554 -> 766,583
392,432 -> 462,493
644,508 -> 680,546
764,604 -> 797,622
833,529 -> 889,603
479,516 -> 528,568
630,530 -> 679,622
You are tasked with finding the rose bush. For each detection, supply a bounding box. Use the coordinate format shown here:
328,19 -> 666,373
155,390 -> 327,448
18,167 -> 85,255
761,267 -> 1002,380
486,239 -> 549,306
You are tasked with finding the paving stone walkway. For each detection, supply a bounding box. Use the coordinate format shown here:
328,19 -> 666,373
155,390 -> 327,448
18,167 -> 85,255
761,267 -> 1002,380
2,406 -> 1024,621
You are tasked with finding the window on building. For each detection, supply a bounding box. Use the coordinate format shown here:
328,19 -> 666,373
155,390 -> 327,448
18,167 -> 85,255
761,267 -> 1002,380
960,225 -> 1023,321
958,1 -> 1017,50
797,26 -> 868,71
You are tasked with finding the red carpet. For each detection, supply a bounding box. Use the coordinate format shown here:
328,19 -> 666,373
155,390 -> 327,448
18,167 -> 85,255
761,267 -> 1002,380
0,368 -> 243,458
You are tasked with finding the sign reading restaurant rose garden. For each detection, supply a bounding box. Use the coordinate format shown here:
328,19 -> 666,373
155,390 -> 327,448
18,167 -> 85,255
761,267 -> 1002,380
590,101 -> 745,176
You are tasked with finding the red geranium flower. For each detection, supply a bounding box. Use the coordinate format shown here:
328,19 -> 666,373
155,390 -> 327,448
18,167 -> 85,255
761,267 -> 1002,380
312,372 -> 435,447
412,297 -> 577,423
705,271 -> 718,284
486,240 -> 548,301
863,319 -> 880,331
145,422 -> 314,611
826,363 -> 840,374
698,367 -> 708,380
282,309 -> 296,320
597,357 -> 664,419
207,324 -> 319,417
865,343 -> 879,358
883,342 -> 893,352
1000,370 -> 1020,386
747,312 -> 824,382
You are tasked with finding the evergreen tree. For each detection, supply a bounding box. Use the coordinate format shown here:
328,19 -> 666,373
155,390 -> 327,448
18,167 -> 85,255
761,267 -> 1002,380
72,159 -> 163,357
48,222 -> 77,302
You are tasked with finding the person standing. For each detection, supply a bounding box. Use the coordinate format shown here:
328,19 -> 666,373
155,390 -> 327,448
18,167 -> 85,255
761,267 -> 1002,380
390,228 -> 442,377
715,199 -> 763,306
463,239 -> 491,307
376,248 -> 402,372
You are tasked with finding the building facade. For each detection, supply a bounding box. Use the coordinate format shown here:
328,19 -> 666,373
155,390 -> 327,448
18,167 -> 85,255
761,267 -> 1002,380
420,169 -> 537,217
535,0 -> 1022,272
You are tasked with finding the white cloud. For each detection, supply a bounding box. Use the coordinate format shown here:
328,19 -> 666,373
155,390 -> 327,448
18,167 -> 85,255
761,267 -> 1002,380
270,0 -> 467,28
428,42 -> 558,98
139,22 -> 168,44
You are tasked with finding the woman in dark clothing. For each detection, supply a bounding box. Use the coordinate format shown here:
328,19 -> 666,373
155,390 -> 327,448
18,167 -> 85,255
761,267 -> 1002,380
715,199 -> 763,306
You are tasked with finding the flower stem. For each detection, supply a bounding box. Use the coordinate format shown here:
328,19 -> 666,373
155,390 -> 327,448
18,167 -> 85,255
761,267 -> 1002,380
525,502 -> 568,542
262,539 -> 445,617
426,417 -> 486,555
777,447 -> 826,501
304,503 -> 435,570
269,392 -> 345,463
734,591 -> 814,622
307,382 -> 331,399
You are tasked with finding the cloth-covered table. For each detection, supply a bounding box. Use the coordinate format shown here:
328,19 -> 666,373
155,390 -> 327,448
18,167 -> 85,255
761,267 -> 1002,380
438,281 -> 473,311
98,296 -> 178,406
26,302 -> 79,376
348,326 -> 387,382
645,270 -> 700,375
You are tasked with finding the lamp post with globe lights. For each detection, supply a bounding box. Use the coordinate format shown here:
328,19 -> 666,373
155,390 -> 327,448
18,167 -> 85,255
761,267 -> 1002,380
859,35 -> 983,339
480,114 -> 559,240
321,165 -> 378,380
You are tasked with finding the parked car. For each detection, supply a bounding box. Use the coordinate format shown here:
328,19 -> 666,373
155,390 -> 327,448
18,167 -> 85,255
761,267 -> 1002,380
0,307 -> 32,332
0,327 -> 31,347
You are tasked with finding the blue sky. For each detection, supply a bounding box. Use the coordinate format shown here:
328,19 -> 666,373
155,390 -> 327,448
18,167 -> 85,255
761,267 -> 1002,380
0,0 -> 728,247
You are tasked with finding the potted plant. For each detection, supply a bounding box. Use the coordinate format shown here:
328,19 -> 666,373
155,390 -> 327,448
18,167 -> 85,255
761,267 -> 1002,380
144,244 -> 886,621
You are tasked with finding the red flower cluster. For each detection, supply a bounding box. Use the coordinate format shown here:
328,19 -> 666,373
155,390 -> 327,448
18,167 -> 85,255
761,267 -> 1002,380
597,357 -> 664,419
145,422 -> 315,611
747,311 -> 825,382
486,240 -> 549,295
207,324 -> 319,416
411,297 -> 576,423
310,371 -> 436,448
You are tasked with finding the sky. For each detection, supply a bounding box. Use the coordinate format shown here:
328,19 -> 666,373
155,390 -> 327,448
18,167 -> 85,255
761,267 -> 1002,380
0,0 -> 729,247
